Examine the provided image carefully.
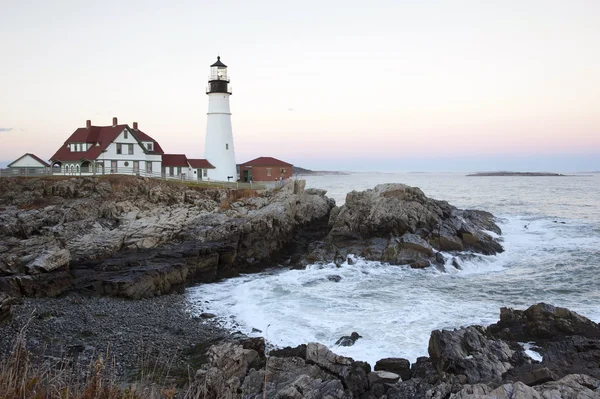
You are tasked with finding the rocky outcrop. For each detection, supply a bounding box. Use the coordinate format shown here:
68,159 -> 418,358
194,303 -> 600,398
305,184 -> 503,269
428,325 -> 531,384
489,303 -> 600,381
0,176 -> 334,299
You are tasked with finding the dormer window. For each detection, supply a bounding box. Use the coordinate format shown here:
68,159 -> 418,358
146,142 -> 153,151
124,130 -> 128,139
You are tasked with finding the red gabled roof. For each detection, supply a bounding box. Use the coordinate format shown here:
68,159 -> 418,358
50,123 -> 164,163
239,157 -> 293,167
188,159 -> 215,169
132,129 -> 165,154
8,153 -> 50,167
162,154 -> 189,167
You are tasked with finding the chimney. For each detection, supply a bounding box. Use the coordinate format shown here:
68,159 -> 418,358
112,117 -> 118,127
133,122 -> 138,130
86,120 -> 91,129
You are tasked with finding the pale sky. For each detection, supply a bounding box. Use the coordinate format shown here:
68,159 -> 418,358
1,0 -> 599,172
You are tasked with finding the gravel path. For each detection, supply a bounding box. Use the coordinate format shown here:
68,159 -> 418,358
0,292 -> 230,383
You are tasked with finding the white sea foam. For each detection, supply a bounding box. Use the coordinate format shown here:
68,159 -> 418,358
520,342 -> 543,362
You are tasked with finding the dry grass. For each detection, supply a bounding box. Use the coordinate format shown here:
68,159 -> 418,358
17,197 -> 53,210
219,189 -> 259,210
0,320 -> 222,399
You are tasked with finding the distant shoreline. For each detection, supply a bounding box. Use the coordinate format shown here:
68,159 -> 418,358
467,172 -> 566,177
293,166 -> 351,176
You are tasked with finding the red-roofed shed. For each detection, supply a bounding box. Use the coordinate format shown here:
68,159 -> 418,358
239,156 -> 293,182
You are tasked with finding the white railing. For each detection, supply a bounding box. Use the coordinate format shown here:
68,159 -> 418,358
0,167 -> 270,190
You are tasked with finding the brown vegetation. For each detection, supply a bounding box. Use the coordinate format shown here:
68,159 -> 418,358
219,188 -> 259,210
0,324 -> 217,399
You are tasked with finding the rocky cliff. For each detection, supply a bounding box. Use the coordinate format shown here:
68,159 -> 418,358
0,176 -> 334,299
306,184 -> 503,269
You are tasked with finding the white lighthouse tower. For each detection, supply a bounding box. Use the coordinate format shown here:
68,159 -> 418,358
204,56 -> 237,181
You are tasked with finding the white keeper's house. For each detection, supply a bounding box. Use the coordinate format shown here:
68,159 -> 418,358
49,118 -> 215,180
49,118 -> 164,176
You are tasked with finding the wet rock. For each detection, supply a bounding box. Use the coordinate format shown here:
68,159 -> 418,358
335,331 -> 361,346
327,274 -> 342,282
374,357 -> 411,381
429,325 -> 530,384
306,342 -> 370,396
199,312 -> 216,319
488,302 -> 600,342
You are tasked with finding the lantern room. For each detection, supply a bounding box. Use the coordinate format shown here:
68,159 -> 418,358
207,56 -> 232,94
210,56 -> 228,81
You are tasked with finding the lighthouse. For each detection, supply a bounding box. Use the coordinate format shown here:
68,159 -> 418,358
204,56 -> 237,181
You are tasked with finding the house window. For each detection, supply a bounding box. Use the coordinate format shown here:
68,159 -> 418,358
225,143 -> 229,150
146,143 -> 153,151
128,144 -> 133,155
280,168 -> 286,173
111,160 -> 118,173
124,130 -> 128,139
203,169 -> 207,177
117,144 -> 122,154
146,162 -> 153,173
169,167 -> 174,176
266,168 -> 272,177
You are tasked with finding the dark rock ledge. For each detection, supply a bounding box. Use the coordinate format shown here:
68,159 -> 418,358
0,176 -> 334,300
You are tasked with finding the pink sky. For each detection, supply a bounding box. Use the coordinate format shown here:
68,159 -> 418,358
1,0 -> 599,171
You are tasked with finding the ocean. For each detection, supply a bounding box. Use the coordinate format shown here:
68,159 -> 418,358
187,172 -> 600,366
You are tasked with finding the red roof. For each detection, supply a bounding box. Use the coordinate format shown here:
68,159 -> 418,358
8,153 -> 50,167
188,159 -> 215,169
132,129 -> 165,154
162,154 -> 189,167
239,157 -> 293,168
50,123 -> 164,163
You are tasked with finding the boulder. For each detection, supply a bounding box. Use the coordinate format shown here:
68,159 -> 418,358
335,331 -> 361,346
306,342 -> 370,397
374,357 -> 411,381
428,325 -> 530,384
488,302 -> 600,342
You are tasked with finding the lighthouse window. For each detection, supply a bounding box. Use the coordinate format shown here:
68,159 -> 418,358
225,143 -> 229,150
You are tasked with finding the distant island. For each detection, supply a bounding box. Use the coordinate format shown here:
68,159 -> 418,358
467,171 -> 565,177
293,166 -> 351,176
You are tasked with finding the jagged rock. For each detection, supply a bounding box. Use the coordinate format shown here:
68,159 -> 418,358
375,357 -> 411,381
335,332 -> 361,346
306,342 -> 370,397
327,274 -> 342,282
429,325 -> 530,384
488,302 -> 600,342
321,184 -> 503,268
